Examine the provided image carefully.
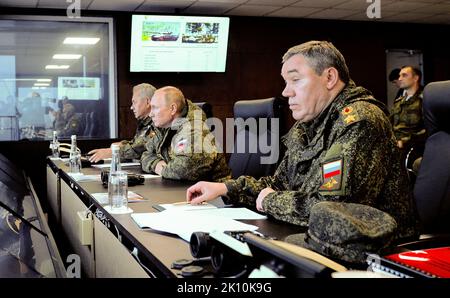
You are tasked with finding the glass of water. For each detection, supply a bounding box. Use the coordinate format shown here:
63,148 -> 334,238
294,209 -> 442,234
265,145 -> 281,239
108,170 -> 128,214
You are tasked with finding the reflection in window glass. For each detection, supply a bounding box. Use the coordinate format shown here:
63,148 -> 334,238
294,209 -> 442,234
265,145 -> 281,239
0,17 -> 116,141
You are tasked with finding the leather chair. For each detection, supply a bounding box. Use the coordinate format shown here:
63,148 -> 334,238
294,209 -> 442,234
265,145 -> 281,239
412,80 -> 450,234
193,102 -> 213,119
228,97 -> 285,179
83,111 -> 95,137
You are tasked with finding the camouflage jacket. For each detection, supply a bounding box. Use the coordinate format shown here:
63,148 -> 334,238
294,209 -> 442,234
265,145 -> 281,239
224,82 -> 419,241
57,113 -> 83,137
119,116 -> 156,160
141,100 -> 231,182
390,89 -> 425,146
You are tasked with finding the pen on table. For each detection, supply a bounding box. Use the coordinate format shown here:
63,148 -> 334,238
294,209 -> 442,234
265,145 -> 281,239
172,201 -> 206,205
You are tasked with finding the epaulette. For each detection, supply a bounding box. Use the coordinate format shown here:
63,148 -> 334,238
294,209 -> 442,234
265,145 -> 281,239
340,105 -> 361,126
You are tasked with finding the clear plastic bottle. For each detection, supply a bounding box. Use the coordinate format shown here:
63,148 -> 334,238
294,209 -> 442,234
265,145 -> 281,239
69,134 -> 81,173
109,144 -> 121,173
108,144 -> 127,212
51,131 -> 60,158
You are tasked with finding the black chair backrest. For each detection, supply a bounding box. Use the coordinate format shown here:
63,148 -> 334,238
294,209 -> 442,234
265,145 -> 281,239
423,80 -> 450,136
413,81 -> 450,233
193,102 -> 213,119
82,111 -> 95,137
228,97 -> 284,179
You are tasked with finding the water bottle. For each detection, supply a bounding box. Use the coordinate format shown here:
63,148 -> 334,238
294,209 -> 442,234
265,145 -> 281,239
110,144 -> 121,173
107,144 -> 127,212
69,135 -> 81,173
50,131 -> 60,158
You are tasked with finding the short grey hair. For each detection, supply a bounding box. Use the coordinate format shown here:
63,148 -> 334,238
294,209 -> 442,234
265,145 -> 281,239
159,86 -> 186,113
133,83 -> 156,100
282,41 -> 350,84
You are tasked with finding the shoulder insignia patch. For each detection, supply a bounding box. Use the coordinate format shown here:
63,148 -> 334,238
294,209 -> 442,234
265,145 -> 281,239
342,106 -> 353,115
320,159 -> 342,191
174,138 -> 188,154
341,106 -> 360,126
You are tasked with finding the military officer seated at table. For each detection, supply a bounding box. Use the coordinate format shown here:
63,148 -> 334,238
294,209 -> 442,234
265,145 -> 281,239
88,83 -> 157,162
186,40 -> 419,242
141,86 -> 231,182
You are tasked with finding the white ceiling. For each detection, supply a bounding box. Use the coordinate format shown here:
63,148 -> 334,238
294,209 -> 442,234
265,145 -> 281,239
0,0 -> 450,24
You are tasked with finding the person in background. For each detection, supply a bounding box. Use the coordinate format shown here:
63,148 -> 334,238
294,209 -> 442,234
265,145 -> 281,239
389,65 -> 425,150
186,41 -> 419,242
54,101 -> 83,137
141,86 -> 231,182
88,83 -> 157,162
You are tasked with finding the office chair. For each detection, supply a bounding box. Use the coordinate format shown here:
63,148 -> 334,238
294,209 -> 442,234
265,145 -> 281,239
193,102 -> 213,119
82,111 -> 95,137
413,80 -> 450,234
397,81 -> 450,251
228,97 -> 284,179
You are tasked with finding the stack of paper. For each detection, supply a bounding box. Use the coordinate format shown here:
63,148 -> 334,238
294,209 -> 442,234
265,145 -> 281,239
131,210 -> 259,242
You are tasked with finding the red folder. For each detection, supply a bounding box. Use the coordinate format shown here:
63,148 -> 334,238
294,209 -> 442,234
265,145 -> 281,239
385,247 -> 450,278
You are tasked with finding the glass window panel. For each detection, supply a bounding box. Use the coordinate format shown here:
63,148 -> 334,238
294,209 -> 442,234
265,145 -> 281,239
0,16 -> 116,141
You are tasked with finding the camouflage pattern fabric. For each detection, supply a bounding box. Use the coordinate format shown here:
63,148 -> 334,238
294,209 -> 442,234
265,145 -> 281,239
224,81 -> 419,241
56,110 -> 83,137
390,90 -> 425,147
60,114 -> 82,137
119,116 -> 156,160
141,99 -> 231,182
284,201 -> 398,264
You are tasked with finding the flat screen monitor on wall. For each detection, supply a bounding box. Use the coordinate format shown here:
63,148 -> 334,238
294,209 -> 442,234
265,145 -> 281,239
57,77 -> 101,100
130,15 -> 230,72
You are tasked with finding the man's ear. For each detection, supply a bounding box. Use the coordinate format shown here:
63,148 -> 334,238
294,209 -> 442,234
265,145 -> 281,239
325,67 -> 339,90
170,103 -> 178,115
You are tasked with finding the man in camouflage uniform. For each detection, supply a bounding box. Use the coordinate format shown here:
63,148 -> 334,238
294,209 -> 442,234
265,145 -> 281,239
55,102 -> 83,137
141,86 -> 231,181
390,66 -> 425,150
187,41 -> 418,241
88,83 -> 157,162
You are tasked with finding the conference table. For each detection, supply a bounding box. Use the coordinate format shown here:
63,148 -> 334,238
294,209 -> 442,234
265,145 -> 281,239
46,158 -> 304,278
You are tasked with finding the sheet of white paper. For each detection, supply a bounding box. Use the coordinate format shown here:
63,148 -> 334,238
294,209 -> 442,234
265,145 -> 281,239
67,172 -> 84,180
158,202 -> 217,211
91,191 -> 144,204
142,174 -> 161,179
72,174 -> 101,182
186,207 -> 267,220
131,210 -> 258,242
92,162 -> 140,169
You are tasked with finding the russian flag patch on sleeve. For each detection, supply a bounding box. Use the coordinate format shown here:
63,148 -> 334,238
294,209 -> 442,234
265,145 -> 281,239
320,159 -> 343,191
